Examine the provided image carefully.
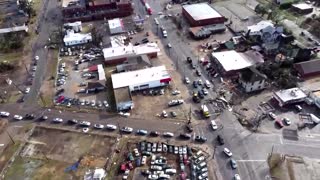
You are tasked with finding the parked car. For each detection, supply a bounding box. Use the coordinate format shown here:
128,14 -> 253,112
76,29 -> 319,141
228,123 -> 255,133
52,118 -> 63,123
187,57 -> 192,63
211,120 -> 218,130
162,110 -> 168,117
230,159 -> 237,169
195,136 -> 207,143
121,126 -> 133,133
268,112 -> 276,120
24,87 -> 30,94
82,128 -> 89,133
163,132 -> 174,138
275,119 -> 284,128
180,133 -> 191,139
185,77 -> 190,84
0,111 -> 10,117
150,131 -> 159,137
234,174 -> 241,180
68,119 -> 78,124
217,135 -> 225,145
39,115 -> 48,121
102,124 -> 115,131
24,114 -> 35,120
137,129 -> 148,135
193,81 -> 198,88
283,117 -> 291,125
196,69 -> 202,76
223,148 -> 232,157
94,124 -> 104,129
171,111 -> 177,117
295,105 -> 302,112
13,115 -> 23,120
79,121 -> 91,127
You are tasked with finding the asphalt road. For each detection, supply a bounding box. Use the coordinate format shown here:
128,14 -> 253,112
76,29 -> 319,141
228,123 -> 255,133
25,0 -> 62,106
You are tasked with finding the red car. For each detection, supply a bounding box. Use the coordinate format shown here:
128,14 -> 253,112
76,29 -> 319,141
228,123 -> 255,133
180,172 -> 186,180
120,163 -> 127,171
275,119 -> 284,128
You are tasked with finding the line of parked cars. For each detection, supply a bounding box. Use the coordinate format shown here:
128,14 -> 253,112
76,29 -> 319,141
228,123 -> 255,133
55,95 -> 109,109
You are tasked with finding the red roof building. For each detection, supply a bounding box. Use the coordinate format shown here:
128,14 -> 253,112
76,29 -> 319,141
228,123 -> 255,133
294,59 -> 320,79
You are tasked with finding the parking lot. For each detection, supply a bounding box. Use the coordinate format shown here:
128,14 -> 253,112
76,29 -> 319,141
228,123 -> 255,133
114,139 -> 212,180
54,46 -> 110,109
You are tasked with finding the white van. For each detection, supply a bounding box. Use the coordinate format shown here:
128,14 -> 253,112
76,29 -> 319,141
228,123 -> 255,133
195,150 -> 203,157
154,18 -> 159,25
165,168 -> 177,174
199,162 -> 207,168
205,80 -> 211,88
159,174 -> 170,179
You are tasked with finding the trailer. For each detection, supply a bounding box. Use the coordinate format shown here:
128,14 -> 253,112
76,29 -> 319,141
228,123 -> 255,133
145,3 -> 152,15
201,104 -> 210,118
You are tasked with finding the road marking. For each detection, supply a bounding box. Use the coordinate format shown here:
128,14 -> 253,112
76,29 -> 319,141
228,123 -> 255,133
237,160 -> 266,162
279,136 -> 283,144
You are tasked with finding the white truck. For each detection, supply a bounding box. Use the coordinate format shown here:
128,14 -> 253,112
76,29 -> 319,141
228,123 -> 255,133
201,104 -> 210,118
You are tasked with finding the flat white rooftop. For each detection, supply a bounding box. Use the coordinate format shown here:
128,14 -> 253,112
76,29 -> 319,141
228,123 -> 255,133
183,3 -> 222,21
103,43 -> 160,61
211,50 -> 255,72
63,30 -> 92,42
292,3 -> 313,10
248,20 -> 274,33
111,66 -> 170,89
274,88 -> 307,104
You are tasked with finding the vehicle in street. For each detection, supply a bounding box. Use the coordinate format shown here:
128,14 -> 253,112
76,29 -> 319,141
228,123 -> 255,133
202,89 -> 208,95
283,117 -> 291,125
223,148 -> 232,157
39,115 -> 48,121
167,43 -> 172,48
187,57 -> 192,63
185,77 -> 190,84
94,124 -> 104,129
168,99 -> 184,107
211,120 -> 218,130
198,79 -> 202,85
230,159 -> 237,169
24,114 -> 35,120
217,135 -> 224,145
198,90 -> 204,99
195,136 -> 207,143
79,121 -> 91,127
186,124 -> 193,132
13,115 -> 23,120
275,119 -> 284,128
196,69 -> 201,76
24,87 -> 30,94
121,126 -> 133,133
192,92 -> 201,103
171,90 -> 181,95
268,112 -> 276,120
150,131 -> 160,137
163,132 -> 174,138
52,118 -> 63,123
190,63 -> 196,69
180,133 -> 191,139
0,111 -> 10,117
234,174 -> 241,180
106,124 -> 117,130
68,119 -> 78,124
137,129 -> 148,135
204,80 -> 211,88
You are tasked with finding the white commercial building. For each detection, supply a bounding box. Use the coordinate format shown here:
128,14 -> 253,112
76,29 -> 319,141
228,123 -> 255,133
63,30 -> 92,46
112,66 -> 171,111
108,18 -> 126,35
211,50 -> 264,75
273,88 -> 307,107
247,21 -> 283,42
103,43 -> 160,64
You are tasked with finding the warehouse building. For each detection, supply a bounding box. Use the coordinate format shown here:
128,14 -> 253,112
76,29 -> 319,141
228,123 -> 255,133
103,43 -> 160,65
63,30 -> 92,46
182,3 -> 225,27
294,59 -> 320,79
108,18 -> 126,35
111,66 -> 171,111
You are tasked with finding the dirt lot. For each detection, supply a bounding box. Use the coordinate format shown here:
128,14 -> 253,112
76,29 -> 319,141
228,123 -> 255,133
4,126 -> 117,179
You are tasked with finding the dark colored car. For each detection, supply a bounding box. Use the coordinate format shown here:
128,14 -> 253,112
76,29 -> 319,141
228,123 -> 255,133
68,119 -> 78,124
190,63 -> 196,69
180,133 -> 192,140
186,124 -> 193,132
150,131 -> 160,137
187,57 -> 192,63
195,136 -> 207,143
24,114 -> 35,120
198,90 -> 204,99
193,81 -> 198,88
217,135 -> 224,145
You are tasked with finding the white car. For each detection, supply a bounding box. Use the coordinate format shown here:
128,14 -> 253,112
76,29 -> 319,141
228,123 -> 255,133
103,101 -> 109,108
121,126 -> 133,133
148,174 -> 158,180
268,112 -> 276,120
211,120 -> 218,130
185,77 -> 190,84
162,111 -> 168,118
91,100 -> 96,107
106,124 -> 117,130
283,118 -> 291,125
31,66 -> 37,71
94,124 -> 104,129
234,174 -> 241,180
82,128 -> 89,133
172,90 -> 181,95
24,87 -> 30,94
133,148 -> 140,157
163,132 -> 174,138
34,56 -> 39,61
223,148 -> 232,157
52,118 -> 63,123
79,121 -> 91,127
13,115 -> 23,120
0,111 -> 10,117
141,156 -> 147,165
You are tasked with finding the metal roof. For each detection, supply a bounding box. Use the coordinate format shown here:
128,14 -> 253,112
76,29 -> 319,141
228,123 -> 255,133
294,59 -> 320,76
183,3 -> 222,21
